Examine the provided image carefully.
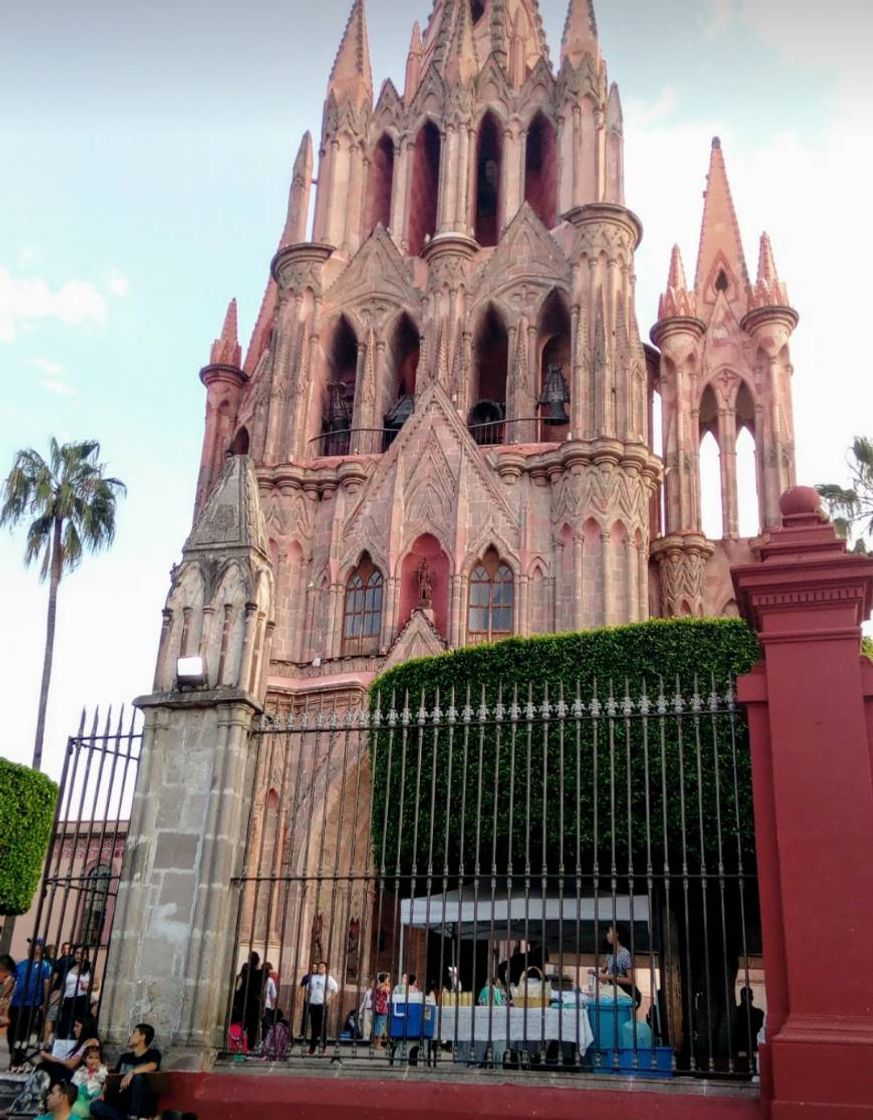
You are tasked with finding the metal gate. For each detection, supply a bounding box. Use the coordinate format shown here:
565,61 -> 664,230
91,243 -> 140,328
226,677 -> 763,1081
12,707 -> 141,1056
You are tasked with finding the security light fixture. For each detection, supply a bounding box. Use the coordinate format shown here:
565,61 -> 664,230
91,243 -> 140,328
176,656 -> 207,688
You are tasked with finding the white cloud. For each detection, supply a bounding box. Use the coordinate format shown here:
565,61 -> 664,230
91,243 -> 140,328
703,0 -> 735,37
107,271 -> 130,298
40,379 -> 76,397
625,86 -> 679,129
0,267 -> 108,343
17,246 -> 42,268
28,356 -> 65,376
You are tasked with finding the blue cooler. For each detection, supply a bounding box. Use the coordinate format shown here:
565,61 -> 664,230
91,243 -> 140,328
389,996 -> 436,1040
591,1045 -> 674,1079
587,989 -> 635,1052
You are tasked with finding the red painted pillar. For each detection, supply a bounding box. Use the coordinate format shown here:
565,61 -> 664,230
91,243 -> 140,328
733,487 -> 873,1119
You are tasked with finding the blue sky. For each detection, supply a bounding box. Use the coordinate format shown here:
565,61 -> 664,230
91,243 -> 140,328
2,0 -> 871,773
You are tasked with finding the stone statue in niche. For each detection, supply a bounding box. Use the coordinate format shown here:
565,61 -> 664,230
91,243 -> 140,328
346,916 -> 361,982
311,910 -> 324,963
416,558 -> 434,607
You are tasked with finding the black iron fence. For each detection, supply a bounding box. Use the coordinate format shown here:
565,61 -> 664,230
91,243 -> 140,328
12,709 -> 140,1062
226,679 -> 763,1081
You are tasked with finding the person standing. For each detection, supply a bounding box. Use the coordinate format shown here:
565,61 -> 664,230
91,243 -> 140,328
56,948 -> 92,1041
600,924 -> 640,1005
306,962 -> 338,1056
232,952 -> 264,1051
8,942 -> 52,1069
371,973 -> 391,1051
44,944 -> 75,1045
299,962 -> 316,1042
262,962 -> 278,1041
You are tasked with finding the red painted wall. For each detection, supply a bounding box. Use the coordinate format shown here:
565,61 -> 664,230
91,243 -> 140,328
162,1072 -> 763,1120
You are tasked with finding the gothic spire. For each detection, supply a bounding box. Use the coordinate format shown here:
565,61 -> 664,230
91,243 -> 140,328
444,0 -> 478,85
694,137 -> 750,302
210,299 -> 242,367
562,0 -> 599,69
490,0 -> 510,69
282,131 -> 313,247
328,0 -> 373,109
405,21 -> 423,101
750,232 -> 790,309
658,245 -> 697,320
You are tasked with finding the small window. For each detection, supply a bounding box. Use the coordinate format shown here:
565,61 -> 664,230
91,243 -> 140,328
342,558 -> 384,655
467,551 -> 514,642
79,864 -> 112,948
471,0 -> 485,24
715,269 -> 729,294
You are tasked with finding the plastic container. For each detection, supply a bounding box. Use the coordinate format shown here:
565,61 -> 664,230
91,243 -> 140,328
389,996 -> 436,1040
591,1045 -> 674,1079
586,990 -> 635,1051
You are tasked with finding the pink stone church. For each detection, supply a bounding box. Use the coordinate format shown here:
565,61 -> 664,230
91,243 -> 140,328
164,0 -> 799,712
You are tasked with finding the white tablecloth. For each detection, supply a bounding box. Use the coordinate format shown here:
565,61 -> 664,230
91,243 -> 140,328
438,1005 -> 594,1052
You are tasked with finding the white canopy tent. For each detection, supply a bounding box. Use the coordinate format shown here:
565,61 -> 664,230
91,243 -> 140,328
399,888 -> 650,943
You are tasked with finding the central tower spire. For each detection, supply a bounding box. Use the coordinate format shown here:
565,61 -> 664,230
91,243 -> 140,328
328,0 -> 373,110
561,0 -> 600,69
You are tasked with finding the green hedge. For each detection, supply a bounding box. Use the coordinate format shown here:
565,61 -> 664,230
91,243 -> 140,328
369,618 -> 760,877
0,758 -> 58,915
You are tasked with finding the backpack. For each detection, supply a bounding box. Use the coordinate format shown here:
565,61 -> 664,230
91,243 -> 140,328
227,1023 -> 248,1054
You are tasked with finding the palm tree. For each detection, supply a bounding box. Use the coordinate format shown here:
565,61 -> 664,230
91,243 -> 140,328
817,437 -> 873,554
1,439 -> 126,770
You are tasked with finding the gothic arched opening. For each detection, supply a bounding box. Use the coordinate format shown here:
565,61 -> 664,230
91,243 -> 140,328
538,290 -> 571,441
736,383 -> 759,538
474,112 -> 503,248
366,134 -> 395,237
321,316 -> 358,455
470,0 -> 485,24
383,314 -> 420,449
524,113 -> 558,229
699,382 -> 722,539
408,121 -> 441,256
467,548 -> 514,643
470,305 -> 508,444
229,427 -> 250,456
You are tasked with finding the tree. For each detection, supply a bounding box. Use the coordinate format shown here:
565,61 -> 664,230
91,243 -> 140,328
817,436 -> 873,555
0,439 -> 126,771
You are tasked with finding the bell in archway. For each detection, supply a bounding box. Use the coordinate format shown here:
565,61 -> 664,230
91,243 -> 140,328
538,364 -> 570,426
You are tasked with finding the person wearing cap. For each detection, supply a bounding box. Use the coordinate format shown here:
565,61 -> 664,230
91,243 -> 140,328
8,941 -> 52,1070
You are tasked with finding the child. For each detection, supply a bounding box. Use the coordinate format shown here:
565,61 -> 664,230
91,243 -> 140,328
371,974 -> 391,1050
262,1009 -> 291,1061
71,1044 -> 107,1118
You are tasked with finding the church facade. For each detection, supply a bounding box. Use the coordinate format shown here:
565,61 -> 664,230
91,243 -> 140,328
100,0 -> 804,1060
172,0 -> 800,715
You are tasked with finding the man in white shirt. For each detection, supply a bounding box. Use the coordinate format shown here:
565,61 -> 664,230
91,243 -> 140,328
306,962 -> 338,1055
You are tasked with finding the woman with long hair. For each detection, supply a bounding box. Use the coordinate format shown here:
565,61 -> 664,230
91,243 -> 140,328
2,1012 -> 100,1118
57,947 -> 92,1040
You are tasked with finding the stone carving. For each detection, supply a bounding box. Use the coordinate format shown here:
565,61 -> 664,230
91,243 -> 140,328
416,558 -> 434,606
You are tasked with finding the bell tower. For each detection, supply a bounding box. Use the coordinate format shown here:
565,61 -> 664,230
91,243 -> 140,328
651,138 -> 799,617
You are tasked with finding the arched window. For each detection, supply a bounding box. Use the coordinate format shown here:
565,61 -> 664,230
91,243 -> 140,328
408,122 -> 441,256
383,313 -> 419,449
538,291 -> 571,439
467,550 -> 514,642
79,864 -> 112,948
470,304 -> 508,444
470,0 -> 485,23
475,113 -> 503,247
342,556 -> 384,655
524,113 -> 558,229
366,134 -> 394,236
321,316 -> 358,455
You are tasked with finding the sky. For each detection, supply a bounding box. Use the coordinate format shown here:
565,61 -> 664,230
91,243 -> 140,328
1,0 -> 871,776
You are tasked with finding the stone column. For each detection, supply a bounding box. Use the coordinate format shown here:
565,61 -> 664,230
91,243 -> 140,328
601,530 -> 613,627
573,537 -> 584,631
718,407 -> 739,539
733,487 -> 873,1118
